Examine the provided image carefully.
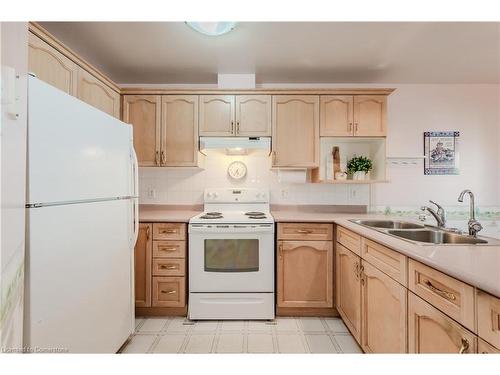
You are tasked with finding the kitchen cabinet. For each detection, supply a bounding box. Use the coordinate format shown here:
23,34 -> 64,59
199,95 -> 235,136
320,95 -> 354,136
272,95 -> 319,168
479,339 -> 500,353
277,240 -> 333,308
161,95 -> 199,166
235,95 -> 272,136
408,292 -> 476,353
353,95 -> 387,136
335,243 -> 362,342
135,223 -> 152,308
152,277 -> 186,307
122,95 -> 161,167
477,290 -> 500,350
28,32 -> 78,96
76,67 -> 120,118
360,261 -> 407,353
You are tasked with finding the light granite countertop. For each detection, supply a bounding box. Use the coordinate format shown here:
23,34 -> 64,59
139,204 -> 202,223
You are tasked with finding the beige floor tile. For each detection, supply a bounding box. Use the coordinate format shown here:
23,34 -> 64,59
324,318 -> 350,334
299,318 -> 327,332
305,334 -> 338,353
138,318 -> 169,333
220,320 -> 247,331
215,333 -> 245,353
333,334 -> 362,353
135,318 -> 144,329
274,318 -> 299,332
247,334 -> 275,353
165,317 -> 193,333
247,320 -> 273,332
152,334 -> 186,353
192,321 -> 220,332
121,334 -> 157,353
184,334 -> 215,353
277,334 -> 307,353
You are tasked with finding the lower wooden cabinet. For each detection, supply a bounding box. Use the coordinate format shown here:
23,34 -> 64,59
277,240 -> 333,308
135,223 -> 152,307
408,292 -> 477,354
361,261 -> 407,353
476,289 -> 500,350
152,276 -> 186,307
478,338 -> 500,354
335,244 -> 362,342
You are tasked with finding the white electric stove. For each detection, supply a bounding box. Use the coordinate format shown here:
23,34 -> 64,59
188,188 -> 275,320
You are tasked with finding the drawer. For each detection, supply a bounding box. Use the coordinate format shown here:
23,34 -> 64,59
478,338 -> 500,353
336,226 -> 361,255
152,223 -> 186,241
408,259 -> 475,331
278,223 -> 332,241
152,258 -> 185,277
153,240 -> 186,258
152,276 -> 186,307
477,289 -> 500,350
361,237 -> 407,285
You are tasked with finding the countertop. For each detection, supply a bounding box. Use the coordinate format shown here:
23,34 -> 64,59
138,204 -> 500,298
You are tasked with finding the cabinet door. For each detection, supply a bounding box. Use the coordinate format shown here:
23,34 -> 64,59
135,223 -> 152,307
123,95 -> 161,167
408,292 -> 477,353
235,95 -> 271,136
320,95 -> 354,136
335,243 -> 362,342
76,68 -> 120,118
277,240 -> 333,308
479,338 -> 500,353
28,32 -> 77,96
161,95 -> 199,166
353,95 -> 387,136
477,290 -> 500,350
199,95 -> 235,136
272,95 -> 319,167
361,261 -> 407,353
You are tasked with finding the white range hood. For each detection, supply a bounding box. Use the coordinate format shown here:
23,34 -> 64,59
199,137 -> 271,155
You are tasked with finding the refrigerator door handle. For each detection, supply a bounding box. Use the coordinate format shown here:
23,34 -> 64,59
131,146 -> 139,246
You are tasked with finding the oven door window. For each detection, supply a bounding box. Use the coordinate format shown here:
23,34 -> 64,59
204,239 -> 259,272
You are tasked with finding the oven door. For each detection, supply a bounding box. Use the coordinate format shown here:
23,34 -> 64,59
188,224 -> 274,293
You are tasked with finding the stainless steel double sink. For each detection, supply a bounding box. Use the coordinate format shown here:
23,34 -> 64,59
349,219 -> 499,245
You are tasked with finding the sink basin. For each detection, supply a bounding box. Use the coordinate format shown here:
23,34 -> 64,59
387,229 -> 488,245
351,219 -> 425,230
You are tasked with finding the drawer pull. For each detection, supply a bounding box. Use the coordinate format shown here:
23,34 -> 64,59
459,338 -> 469,354
424,280 -> 457,301
160,290 -> 177,294
296,229 -> 313,234
160,265 -> 178,270
160,229 -> 177,234
492,312 -> 500,332
159,247 -> 178,252
146,226 -> 150,240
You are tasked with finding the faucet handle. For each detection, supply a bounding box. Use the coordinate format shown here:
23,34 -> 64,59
429,200 -> 443,210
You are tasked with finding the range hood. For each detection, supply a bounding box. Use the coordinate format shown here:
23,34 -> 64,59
199,137 -> 271,155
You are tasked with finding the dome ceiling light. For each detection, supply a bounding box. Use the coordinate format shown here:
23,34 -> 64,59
185,22 -> 237,36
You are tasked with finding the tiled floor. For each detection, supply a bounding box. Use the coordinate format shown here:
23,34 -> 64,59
121,317 -> 362,354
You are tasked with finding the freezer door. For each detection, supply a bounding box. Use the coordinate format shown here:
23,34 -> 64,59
27,77 -> 133,204
24,199 -> 134,353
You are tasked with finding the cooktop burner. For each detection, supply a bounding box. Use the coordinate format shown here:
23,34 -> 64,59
248,215 -> 267,219
200,212 -> 223,219
245,212 -> 265,216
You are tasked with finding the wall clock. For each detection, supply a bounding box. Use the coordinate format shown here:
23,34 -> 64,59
227,161 -> 247,180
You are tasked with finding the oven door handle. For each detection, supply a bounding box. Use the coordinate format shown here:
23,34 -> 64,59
189,225 -> 274,234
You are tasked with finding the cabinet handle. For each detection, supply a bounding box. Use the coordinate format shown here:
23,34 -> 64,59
159,247 -> 178,252
458,338 -> 470,354
161,229 -> 177,234
161,150 -> 166,165
354,262 -> 360,280
155,151 -> 160,166
424,280 -> 457,301
236,121 -> 240,134
492,312 -> 500,332
279,243 -> 283,259
160,290 -> 177,294
348,122 -> 353,132
231,121 -> 234,134
296,229 -> 313,234
160,264 -> 178,270
354,123 -> 358,133
146,226 -> 150,240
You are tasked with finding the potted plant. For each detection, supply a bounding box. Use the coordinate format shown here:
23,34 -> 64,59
347,155 -> 373,180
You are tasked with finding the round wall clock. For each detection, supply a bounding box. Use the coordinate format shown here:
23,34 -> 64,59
227,161 -> 247,180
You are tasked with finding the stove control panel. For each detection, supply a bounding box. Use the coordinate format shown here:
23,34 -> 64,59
204,188 -> 269,203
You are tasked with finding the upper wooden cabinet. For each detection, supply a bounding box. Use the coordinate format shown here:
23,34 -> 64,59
235,95 -> 271,136
135,223 -> 152,308
123,95 -> 161,167
199,95 -> 235,136
272,95 -> 319,168
161,96 -> 199,166
76,68 -> 120,118
353,95 -> 387,136
28,32 -> 77,96
320,95 -> 387,137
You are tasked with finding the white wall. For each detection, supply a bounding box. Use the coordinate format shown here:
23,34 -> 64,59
0,22 -> 28,350
140,83 -> 500,212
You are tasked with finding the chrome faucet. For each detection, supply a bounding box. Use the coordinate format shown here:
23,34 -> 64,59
421,200 -> 446,228
458,190 -> 483,237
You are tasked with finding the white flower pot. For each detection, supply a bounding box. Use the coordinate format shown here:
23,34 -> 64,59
353,171 -> 367,180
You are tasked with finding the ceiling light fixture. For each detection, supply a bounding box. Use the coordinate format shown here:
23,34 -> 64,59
185,22 -> 237,36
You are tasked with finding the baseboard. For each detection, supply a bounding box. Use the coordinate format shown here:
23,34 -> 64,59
276,306 -> 340,317
136,306 -> 188,317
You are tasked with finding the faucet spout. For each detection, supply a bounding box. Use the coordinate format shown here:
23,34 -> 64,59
458,190 -> 482,237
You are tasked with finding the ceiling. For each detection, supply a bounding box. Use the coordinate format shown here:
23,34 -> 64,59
39,22 -> 500,85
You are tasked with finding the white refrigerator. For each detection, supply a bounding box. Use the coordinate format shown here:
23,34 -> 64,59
24,76 -> 138,353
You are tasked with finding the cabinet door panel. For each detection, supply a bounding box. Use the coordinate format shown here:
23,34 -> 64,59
353,95 -> 387,136
272,95 -> 319,167
277,240 -> 332,308
135,223 -> 152,307
320,95 -> 353,136
199,95 -> 235,136
477,290 -> 500,350
361,261 -> 407,353
123,95 -> 161,167
235,95 -> 271,136
335,243 -> 362,342
161,95 -> 198,166
28,32 -> 77,96
152,277 -> 186,307
408,292 -> 477,353
77,67 -> 120,118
